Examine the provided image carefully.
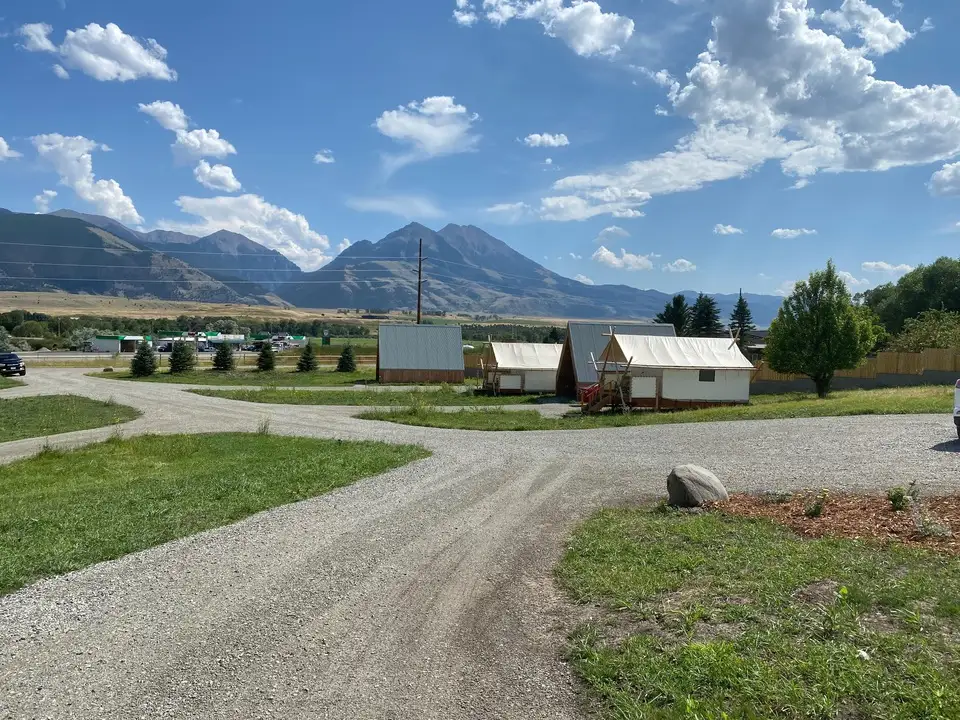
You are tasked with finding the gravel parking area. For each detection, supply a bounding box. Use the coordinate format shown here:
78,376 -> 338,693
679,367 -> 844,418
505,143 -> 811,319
1,369 -> 958,719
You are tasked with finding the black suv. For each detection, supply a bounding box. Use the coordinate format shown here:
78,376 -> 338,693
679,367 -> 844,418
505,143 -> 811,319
0,352 -> 26,377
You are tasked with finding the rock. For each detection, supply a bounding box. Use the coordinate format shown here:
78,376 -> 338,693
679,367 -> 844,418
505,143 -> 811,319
667,464 -> 728,507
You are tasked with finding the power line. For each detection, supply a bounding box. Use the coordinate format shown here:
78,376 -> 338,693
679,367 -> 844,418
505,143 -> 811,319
0,260 -> 416,274
0,241 -> 420,261
0,276 -> 411,285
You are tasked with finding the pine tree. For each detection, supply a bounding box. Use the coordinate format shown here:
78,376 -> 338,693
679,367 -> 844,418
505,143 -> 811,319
654,294 -> 691,336
257,343 -> 276,372
336,344 -> 357,373
130,340 -> 157,378
297,342 -> 318,372
212,342 -> 236,372
729,292 -> 756,349
168,340 -> 196,374
689,293 -> 725,337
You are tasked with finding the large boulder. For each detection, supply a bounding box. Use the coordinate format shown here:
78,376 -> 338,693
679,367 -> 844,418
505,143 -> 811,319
667,464 -> 729,507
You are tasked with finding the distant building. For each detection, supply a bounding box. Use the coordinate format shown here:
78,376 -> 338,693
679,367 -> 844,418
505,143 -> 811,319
481,342 -> 563,394
377,324 -> 465,384
91,335 -> 150,353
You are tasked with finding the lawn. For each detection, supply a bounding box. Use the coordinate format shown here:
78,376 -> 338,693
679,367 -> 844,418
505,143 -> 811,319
96,368 -> 377,386
0,376 -> 22,390
0,396 -> 141,442
189,387 -> 553,406
0,433 -> 429,595
360,385 -> 953,431
557,507 -> 960,719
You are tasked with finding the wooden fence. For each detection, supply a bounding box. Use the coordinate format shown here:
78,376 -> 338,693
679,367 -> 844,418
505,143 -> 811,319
752,349 -> 960,383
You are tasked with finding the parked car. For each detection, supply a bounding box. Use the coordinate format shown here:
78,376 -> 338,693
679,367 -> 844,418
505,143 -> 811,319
955,380 -> 960,439
0,352 -> 26,377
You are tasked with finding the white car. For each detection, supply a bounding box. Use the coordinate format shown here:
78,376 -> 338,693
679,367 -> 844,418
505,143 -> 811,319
955,380 -> 960,439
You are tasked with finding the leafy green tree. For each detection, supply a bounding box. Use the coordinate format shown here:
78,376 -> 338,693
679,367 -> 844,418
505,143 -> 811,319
689,293 -> 725,337
296,342 -> 319,372
336,344 -> 357,373
889,310 -> 960,352
655,295 -> 690,336
257,343 -> 276,372
68,327 -> 98,351
0,327 -> 15,352
130,341 -> 158,378
859,257 -> 960,333
728,293 -> 756,349
766,261 -> 877,397
12,320 -> 47,338
169,340 -> 197,375
212,342 -> 236,372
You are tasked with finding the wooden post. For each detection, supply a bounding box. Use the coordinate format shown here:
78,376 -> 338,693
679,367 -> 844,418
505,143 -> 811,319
416,238 -> 423,324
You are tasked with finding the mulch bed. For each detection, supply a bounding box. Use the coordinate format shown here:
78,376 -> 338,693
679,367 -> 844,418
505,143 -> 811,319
712,492 -> 960,555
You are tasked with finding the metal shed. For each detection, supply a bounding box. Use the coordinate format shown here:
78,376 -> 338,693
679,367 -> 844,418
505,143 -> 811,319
481,342 -> 563,394
555,321 -> 676,397
377,324 -> 465,384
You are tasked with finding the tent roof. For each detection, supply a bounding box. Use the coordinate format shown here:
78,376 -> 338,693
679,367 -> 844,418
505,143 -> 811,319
565,321 -> 677,385
377,323 -> 465,371
606,334 -> 755,370
488,342 -> 563,370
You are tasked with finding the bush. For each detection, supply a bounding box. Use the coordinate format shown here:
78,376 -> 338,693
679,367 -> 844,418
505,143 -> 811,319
804,490 -> 829,518
887,487 -> 909,512
297,342 -> 318,372
336,345 -> 357,373
130,341 -> 157,378
257,344 -> 276,372
169,340 -> 196,374
212,342 -> 236,372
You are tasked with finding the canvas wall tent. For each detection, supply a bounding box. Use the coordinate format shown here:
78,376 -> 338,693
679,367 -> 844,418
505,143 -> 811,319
377,324 -> 465,384
556,321 -> 677,397
598,334 -> 755,408
482,342 -> 562,393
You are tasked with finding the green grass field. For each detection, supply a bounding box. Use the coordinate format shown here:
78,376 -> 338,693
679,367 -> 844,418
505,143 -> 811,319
0,433 -> 429,596
0,396 -> 141,442
96,368 -> 377,386
0,376 -> 23,390
557,507 -> 960,719
360,386 -> 953,431
189,387 -> 553,406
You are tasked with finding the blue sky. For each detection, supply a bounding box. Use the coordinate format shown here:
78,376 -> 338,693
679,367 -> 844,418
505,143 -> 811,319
1,0 -> 958,296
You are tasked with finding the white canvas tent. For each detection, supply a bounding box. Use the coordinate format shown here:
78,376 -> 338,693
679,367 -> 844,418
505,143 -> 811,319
599,334 -> 755,408
482,343 -> 562,393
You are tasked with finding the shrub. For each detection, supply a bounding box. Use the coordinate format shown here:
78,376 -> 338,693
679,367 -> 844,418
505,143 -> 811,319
257,343 -> 276,372
129,341 -> 157,378
336,344 -> 357,373
169,340 -> 196,375
212,342 -> 236,372
296,342 -> 319,372
804,490 -> 829,518
887,487 -> 909,512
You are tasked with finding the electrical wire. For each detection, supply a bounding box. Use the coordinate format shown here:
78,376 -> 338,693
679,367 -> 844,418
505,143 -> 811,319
0,260 -> 417,273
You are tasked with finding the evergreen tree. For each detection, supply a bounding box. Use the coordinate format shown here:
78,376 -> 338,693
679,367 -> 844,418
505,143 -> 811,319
654,294 -> 691,336
169,340 -> 196,374
257,343 -> 276,372
728,292 -> 756,349
130,340 -> 158,378
296,342 -> 319,372
689,293 -> 725,337
212,342 -> 236,372
336,344 -> 357,373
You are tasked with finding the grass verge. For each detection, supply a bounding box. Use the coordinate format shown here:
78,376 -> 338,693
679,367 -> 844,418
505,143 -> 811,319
0,396 -> 140,442
361,385 -> 953,431
557,507 -> 960,719
95,368 -> 376,386
0,433 -> 429,595
189,387 -> 552,406
0,376 -> 23,390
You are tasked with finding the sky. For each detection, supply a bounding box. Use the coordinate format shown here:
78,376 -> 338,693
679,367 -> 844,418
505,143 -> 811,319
1,0 -> 958,297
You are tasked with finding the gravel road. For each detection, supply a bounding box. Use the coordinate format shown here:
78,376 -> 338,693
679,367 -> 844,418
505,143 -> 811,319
1,369 -> 959,719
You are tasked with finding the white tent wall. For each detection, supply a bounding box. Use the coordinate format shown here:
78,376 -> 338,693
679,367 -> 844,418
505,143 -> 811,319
524,370 -> 557,393
662,369 -> 752,403
483,342 -> 562,394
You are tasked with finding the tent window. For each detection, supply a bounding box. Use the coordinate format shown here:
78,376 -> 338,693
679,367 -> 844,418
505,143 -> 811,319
699,369 -> 716,383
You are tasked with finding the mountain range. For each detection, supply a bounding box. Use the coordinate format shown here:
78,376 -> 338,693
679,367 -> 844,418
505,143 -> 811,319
0,209 -> 785,325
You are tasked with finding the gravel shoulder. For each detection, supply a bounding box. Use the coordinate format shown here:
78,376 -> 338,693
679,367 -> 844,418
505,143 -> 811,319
1,369 -> 959,719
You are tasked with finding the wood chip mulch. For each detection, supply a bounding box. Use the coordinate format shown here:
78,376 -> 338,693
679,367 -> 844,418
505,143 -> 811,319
710,492 -> 960,555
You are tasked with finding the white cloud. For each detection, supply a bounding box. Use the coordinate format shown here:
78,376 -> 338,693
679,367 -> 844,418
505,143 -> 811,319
138,101 -> 236,160
454,0 -> 479,25
544,157 -> 553,166
591,245 -> 655,270
663,258 -> 696,272
838,270 -> 870,288
569,252 -> 582,260
33,189 -> 57,214
346,195 -> 444,219
19,22 -> 176,82
484,201 -> 532,223
524,132 -> 569,148
861,261 -> 913,274
336,238 -> 352,254
788,178 -> 810,190
476,1 -> 635,57
193,161 -> 242,192
574,274 -> 594,285
0,137 -> 22,160
313,149 -> 335,164
929,162 -> 960,196
775,280 -> 797,297
771,228 -> 817,239
540,192 -> 647,221
375,96 -> 479,174
713,223 -> 743,235
920,18 -> 934,33
157,194 -> 331,271
32,133 -> 143,226
821,0 -> 912,56
52,64 -> 70,79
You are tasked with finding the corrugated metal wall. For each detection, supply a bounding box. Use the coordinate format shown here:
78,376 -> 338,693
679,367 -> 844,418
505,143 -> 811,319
377,324 -> 465,371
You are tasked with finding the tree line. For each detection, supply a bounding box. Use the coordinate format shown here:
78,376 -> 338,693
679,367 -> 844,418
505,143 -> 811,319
653,292 -> 756,348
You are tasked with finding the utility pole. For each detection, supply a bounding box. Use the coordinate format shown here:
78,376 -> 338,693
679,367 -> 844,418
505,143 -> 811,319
416,237 -> 423,324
